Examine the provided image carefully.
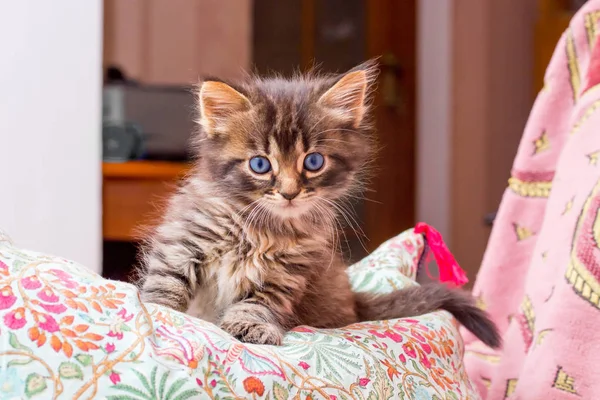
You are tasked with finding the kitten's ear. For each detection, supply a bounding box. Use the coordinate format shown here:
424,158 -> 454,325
318,61 -> 378,127
198,80 -> 251,135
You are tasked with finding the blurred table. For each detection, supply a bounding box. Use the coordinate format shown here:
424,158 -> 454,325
102,161 -> 191,241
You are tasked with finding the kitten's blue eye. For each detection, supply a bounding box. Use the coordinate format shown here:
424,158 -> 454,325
249,156 -> 271,174
303,152 -> 324,172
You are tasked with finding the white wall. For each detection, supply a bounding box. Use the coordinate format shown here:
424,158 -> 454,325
416,0 -> 453,242
0,1 -> 103,272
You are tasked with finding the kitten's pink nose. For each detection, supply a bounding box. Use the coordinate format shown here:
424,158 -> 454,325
280,191 -> 300,200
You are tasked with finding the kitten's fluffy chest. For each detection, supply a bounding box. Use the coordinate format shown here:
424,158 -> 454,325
187,225 -> 328,322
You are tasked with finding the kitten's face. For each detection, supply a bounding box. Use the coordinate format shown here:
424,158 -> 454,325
195,62 -> 376,223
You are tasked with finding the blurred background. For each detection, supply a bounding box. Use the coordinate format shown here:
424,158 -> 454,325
0,0 -> 586,284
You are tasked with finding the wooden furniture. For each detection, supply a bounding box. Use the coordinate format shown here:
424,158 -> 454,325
103,0 -> 251,85
534,0 -> 578,93
102,161 -> 191,241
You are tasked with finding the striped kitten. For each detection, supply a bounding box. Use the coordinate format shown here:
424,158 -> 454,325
139,61 -> 501,348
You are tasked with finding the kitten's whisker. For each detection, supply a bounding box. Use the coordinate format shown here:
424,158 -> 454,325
242,204 -> 259,230
337,203 -> 368,251
328,209 -> 343,265
313,128 -> 362,137
252,205 -> 266,234
316,138 -> 350,142
315,204 -> 339,268
242,201 -> 265,236
314,145 -> 354,153
230,198 -> 263,243
336,199 -> 367,238
252,203 -> 268,231
238,198 -> 263,216
307,114 -> 330,135
312,200 -> 338,269
344,195 -> 382,205
339,191 -> 379,205
316,196 -> 368,254
260,203 -> 274,231
315,197 -> 352,261
315,138 -> 354,146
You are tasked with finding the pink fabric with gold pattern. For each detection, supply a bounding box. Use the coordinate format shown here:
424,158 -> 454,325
463,2 -> 600,398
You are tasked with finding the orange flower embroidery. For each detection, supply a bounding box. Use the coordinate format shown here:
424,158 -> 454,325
243,376 -> 265,396
381,359 -> 400,380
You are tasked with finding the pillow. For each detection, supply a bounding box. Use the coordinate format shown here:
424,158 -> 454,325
0,228 -> 480,399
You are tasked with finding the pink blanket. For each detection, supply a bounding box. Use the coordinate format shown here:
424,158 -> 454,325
463,2 -> 600,398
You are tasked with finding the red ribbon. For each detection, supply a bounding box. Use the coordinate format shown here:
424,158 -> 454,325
414,222 -> 468,287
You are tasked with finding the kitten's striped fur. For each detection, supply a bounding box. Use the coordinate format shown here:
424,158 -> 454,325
139,61 -> 501,348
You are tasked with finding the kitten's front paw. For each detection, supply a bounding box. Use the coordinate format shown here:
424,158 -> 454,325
220,319 -> 284,346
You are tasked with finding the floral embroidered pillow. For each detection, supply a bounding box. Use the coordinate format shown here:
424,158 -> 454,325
0,228 -> 480,399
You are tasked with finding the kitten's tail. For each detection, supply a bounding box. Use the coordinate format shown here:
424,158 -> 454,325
354,283 -> 501,349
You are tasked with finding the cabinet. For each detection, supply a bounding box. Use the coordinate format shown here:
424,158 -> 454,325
103,0 -> 251,84
102,161 -> 190,281
534,0 -> 582,93
102,161 -> 190,241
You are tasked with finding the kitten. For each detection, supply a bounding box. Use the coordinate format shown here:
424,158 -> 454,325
138,61 -> 501,348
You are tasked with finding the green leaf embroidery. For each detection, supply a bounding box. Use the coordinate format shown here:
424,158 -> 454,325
131,369 -> 153,396
273,382 -> 289,400
410,359 -> 425,377
159,371 -> 170,399
12,259 -> 26,272
79,313 -> 95,324
368,362 -> 394,400
9,332 -> 33,353
112,384 -> 150,399
150,366 -> 158,395
446,392 -> 459,400
281,335 -> 361,381
25,373 -> 47,398
172,389 -> 201,400
353,271 -> 377,292
7,357 -> 33,367
396,388 -> 407,400
58,361 -> 84,380
164,377 -> 187,400
75,354 -> 93,367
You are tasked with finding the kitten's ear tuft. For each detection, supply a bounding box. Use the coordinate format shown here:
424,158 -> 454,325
318,61 -> 379,127
198,80 -> 251,135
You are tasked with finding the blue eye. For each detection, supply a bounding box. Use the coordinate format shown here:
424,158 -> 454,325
303,153 -> 324,172
249,156 -> 271,174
